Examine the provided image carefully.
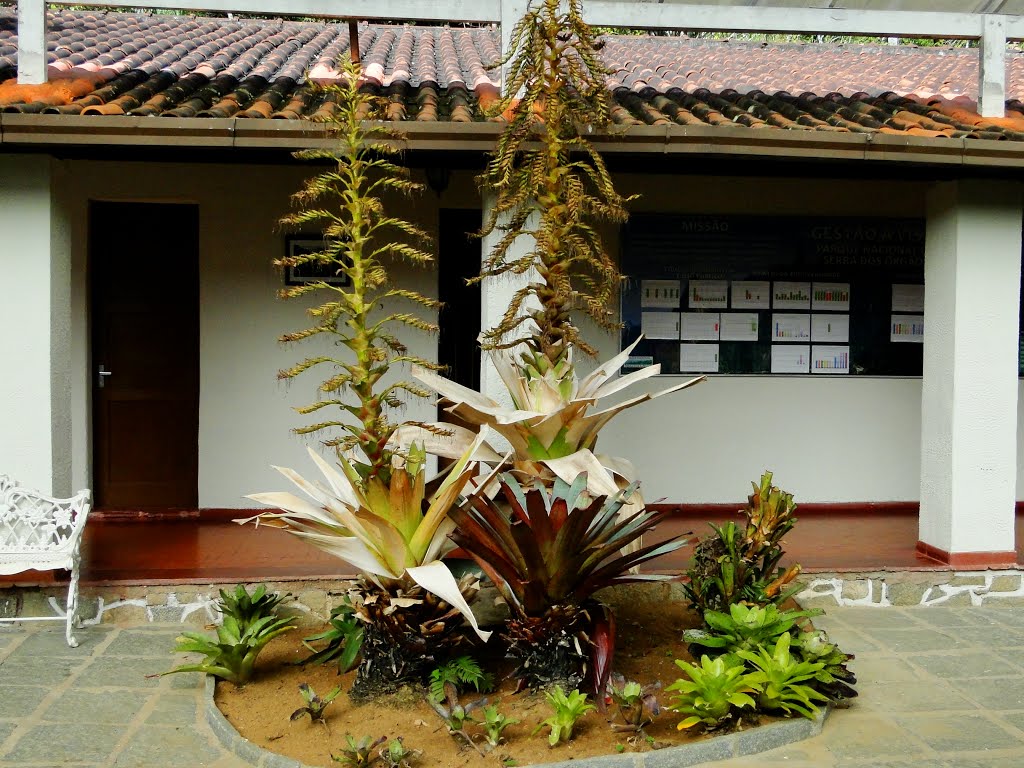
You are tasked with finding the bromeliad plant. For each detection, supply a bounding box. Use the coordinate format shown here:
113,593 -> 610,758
219,584 -> 289,628
533,686 -> 596,747
333,735 -> 387,768
683,603 -> 822,658
290,682 -> 343,726
163,613 -> 296,687
608,675 -> 662,735
298,597 -> 363,673
244,58 -> 495,698
736,633 -> 830,720
665,654 -> 757,732
450,472 -> 687,690
684,471 -> 803,615
792,629 -> 858,705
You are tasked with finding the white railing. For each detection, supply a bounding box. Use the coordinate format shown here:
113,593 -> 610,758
15,1 -> 1024,116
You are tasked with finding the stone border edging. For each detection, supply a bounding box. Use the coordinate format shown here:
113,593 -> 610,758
204,676 -> 829,768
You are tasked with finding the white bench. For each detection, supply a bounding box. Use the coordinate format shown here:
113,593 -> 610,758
0,475 -> 92,646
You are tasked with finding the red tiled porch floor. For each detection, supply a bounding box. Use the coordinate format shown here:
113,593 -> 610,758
72,509 -> 1024,586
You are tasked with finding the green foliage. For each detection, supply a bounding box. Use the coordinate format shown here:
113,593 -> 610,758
665,654 -> 757,731
737,634 -> 830,719
428,655 -> 493,702
533,687 -> 596,747
218,584 -> 288,631
290,682 -> 342,725
683,603 -> 821,657
332,735 -> 387,767
478,0 -> 634,363
684,471 -> 804,615
299,598 -> 364,673
278,57 -> 440,479
378,738 -> 421,768
452,472 -> 686,620
427,681 -> 488,753
481,705 -> 519,747
163,614 -> 295,687
792,629 -> 858,704
608,675 -> 661,734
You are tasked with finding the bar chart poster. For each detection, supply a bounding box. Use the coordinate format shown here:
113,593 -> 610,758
771,344 -> 810,373
680,343 -> 720,373
811,282 -> 851,311
812,345 -> 850,374
688,279 -> 729,309
642,311 -> 680,340
811,313 -> 849,343
641,279 -> 681,308
731,280 -> 770,309
681,312 -> 720,341
772,313 -> 811,342
773,281 -> 811,310
892,283 -> 925,313
720,312 -> 759,341
891,314 -> 924,343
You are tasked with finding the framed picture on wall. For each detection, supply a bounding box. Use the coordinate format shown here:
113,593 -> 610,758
283,236 -> 350,286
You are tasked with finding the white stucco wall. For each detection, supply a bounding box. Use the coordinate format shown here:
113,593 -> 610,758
0,155 -> 73,495
58,159 -> 447,508
585,174 -> 929,503
13,157 -> 1022,507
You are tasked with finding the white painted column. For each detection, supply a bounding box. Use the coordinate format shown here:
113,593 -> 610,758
0,155 -> 73,495
919,180 -> 1022,566
478,190 -> 537,408
17,0 -> 47,85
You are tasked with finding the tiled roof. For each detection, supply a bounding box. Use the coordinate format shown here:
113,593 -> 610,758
4,6 -> 1024,142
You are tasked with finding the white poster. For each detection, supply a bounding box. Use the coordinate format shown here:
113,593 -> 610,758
641,279 -> 682,308
681,312 -> 720,341
773,281 -> 811,310
731,281 -> 770,310
680,344 -> 720,373
641,311 -> 680,340
811,313 -> 849,343
688,279 -> 729,309
720,313 -> 759,342
891,314 -> 924,343
771,344 -> 810,374
811,345 -> 850,374
892,284 -> 925,313
772,313 -> 811,342
811,282 -> 851,312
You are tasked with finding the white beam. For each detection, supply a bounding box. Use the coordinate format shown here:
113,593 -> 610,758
17,0 -> 47,85
979,14 -> 1007,117
46,0 -> 502,23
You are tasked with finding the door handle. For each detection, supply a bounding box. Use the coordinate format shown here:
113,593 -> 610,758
97,364 -> 113,389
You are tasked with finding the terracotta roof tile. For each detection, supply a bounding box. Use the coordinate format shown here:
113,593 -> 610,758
3,6 -> 1024,143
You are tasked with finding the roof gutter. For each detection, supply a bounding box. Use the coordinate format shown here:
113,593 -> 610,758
3,114 -> 1024,169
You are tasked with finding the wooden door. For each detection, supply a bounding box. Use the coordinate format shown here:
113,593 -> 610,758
90,202 -> 199,509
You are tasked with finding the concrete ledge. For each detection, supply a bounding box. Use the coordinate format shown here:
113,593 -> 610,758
202,676 -> 829,768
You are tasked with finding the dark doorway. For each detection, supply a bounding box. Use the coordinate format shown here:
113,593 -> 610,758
90,202 -> 200,509
437,209 -> 482,410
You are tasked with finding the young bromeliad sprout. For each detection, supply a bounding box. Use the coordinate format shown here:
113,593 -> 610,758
428,681 -> 488,753
450,472 -> 688,691
332,735 -> 387,768
378,737 -> 421,768
162,613 -> 295,687
608,675 -> 662,734
533,686 -> 596,747
290,682 -> 343,727
665,654 -> 757,732
736,633 -> 830,720
482,705 -> 519,748
792,629 -> 858,705
218,584 -> 289,629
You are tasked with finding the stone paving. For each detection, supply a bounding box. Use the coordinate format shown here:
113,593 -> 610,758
2,605 -> 1024,767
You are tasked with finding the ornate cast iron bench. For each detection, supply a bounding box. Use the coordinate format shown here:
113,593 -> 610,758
0,475 -> 92,646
